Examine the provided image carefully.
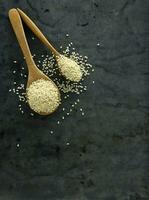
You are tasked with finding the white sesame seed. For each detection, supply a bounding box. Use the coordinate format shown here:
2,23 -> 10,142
16,143 -> 20,147
57,121 -> 60,124
66,34 -> 69,37
97,43 -> 100,46
92,81 -> 95,84
66,142 -> 70,145
50,131 -> 54,134
82,112 -> 85,116
13,60 -> 17,63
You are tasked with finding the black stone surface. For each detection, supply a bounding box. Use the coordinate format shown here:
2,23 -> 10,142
0,0 -> 149,199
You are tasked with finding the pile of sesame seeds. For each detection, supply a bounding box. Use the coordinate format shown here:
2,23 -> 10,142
27,79 -> 60,114
57,54 -> 82,82
9,35 -> 95,134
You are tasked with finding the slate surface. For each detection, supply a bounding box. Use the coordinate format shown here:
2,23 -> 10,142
0,0 -> 149,199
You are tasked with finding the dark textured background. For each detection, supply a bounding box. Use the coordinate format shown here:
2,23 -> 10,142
0,0 -> 149,199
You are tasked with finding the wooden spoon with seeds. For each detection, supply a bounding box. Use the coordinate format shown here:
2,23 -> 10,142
17,8 -> 83,82
9,8 -> 61,115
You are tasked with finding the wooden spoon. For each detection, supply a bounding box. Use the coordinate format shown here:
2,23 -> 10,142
9,8 -> 61,115
17,8 -> 82,82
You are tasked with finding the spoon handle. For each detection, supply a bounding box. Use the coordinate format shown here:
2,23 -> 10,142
9,9 -> 36,71
17,8 -> 60,57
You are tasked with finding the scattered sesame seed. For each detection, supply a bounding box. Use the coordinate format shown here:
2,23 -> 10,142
50,131 -> 54,134
57,121 -> 60,124
16,143 -> 20,147
92,81 -> 95,84
97,43 -> 100,46
13,60 -> 17,63
80,108 -> 83,111
82,112 -> 85,116
66,142 -> 70,145
32,37 -> 35,40
66,33 -> 69,37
